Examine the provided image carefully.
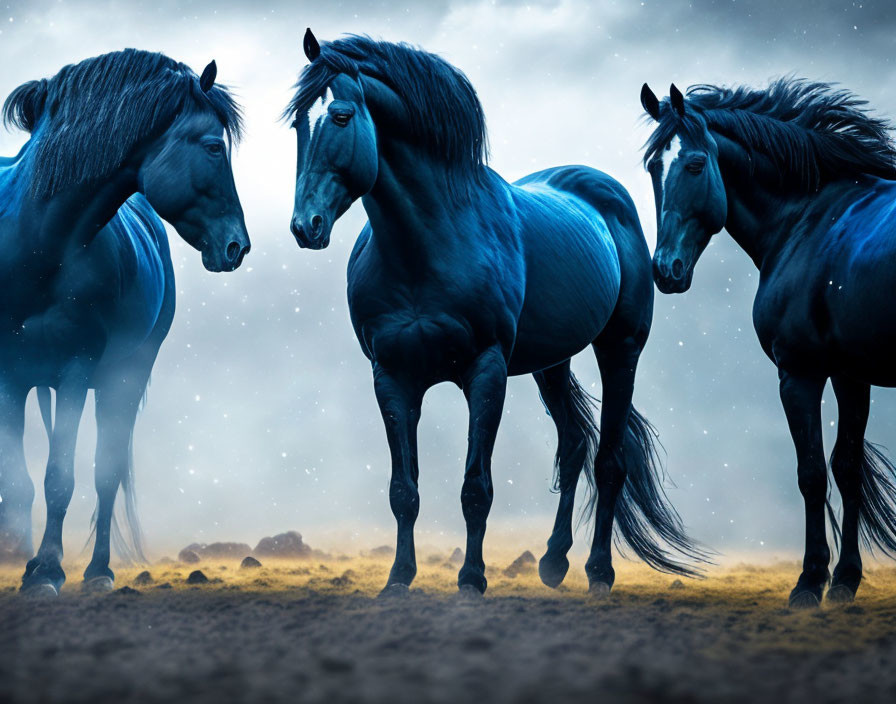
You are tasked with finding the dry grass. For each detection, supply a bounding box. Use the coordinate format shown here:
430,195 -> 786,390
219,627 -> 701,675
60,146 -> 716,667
2,553 -> 896,703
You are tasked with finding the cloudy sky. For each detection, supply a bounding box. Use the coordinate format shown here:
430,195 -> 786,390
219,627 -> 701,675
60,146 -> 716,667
3,0 -> 896,563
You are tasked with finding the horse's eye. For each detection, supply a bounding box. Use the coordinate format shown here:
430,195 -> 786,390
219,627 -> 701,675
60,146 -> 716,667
686,159 -> 705,175
331,111 -> 353,127
205,141 -> 225,157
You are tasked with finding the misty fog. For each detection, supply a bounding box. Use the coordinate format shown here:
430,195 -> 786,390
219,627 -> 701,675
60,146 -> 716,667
3,0 -> 895,560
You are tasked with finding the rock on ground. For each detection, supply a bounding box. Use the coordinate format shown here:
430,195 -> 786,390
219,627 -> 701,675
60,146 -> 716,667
186,570 -> 208,585
503,550 -> 537,578
253,531 -> 312,559
240,556 -> 262,570
182,542 -> 253,560
177,549 -> 200,564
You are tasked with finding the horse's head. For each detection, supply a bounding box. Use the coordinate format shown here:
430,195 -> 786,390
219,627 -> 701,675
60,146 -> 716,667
641,84 -> 727,293
138,61 -> 250,272
287,30 -> 378,250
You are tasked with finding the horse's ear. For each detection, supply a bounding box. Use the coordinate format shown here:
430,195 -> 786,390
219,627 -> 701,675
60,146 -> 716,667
304,28 -> 321,62
640,83 -> 661,121
670,83 -> 686,117
199,60 -> 217,93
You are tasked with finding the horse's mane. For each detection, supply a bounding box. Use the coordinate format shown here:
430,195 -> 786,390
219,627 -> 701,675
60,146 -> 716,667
644,78 -> 896,190
2,48 -> 243,198
285,35 -> 487,180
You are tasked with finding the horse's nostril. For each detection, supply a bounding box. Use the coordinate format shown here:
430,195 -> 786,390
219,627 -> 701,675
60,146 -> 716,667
226,241 -> 240,261
310,215 -> 323,236
671,258 -> 684,279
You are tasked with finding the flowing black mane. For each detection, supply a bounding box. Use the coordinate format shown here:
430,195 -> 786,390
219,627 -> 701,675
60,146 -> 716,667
644,78 -> 896,190
285,35 -> 488,177
2,48 -> 243,198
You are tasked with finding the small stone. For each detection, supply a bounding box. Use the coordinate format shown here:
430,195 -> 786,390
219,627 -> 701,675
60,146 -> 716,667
669,579 -> 685,590
186,570 -> 209,585
240,556 -> 262,569
155,582 -> 173,590
178,549 -> 200,564
367,545 -> 393,558
133,571 -> 153,586
448,548 -> 465,565
503,550 -> 537,578
115,586 -> 141,596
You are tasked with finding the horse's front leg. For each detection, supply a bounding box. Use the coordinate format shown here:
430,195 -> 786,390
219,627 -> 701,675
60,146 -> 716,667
458,346 -> 508,594
22,373 -> 88,595
779,370 -> 829,608
373,366 -> 424,595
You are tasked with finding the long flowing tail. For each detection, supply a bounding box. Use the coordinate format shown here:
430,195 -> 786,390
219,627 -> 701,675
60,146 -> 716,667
612,408 -> 712,577
854,441 -> 896,556
107,428 -> 146,564
563,380 -> 711,577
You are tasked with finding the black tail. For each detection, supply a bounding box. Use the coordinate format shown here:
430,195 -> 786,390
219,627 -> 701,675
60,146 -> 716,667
550,373 -> 600,494
564,381 -> 711,577
611,409 -> 712,577
855,441 -> 896,557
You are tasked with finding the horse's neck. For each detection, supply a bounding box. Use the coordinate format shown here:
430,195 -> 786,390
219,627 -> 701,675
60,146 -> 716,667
0,139 -> 37,220
363,142 -> 490,268
716,134 -> 810,270
20,172 -> 135,249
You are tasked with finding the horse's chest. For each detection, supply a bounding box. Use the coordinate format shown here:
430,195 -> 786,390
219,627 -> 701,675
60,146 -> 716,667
359,309 -> 482,380
752,268 -> 828,369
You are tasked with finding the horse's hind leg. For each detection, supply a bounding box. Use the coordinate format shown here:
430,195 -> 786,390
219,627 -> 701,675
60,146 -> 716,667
534,361 -> 594,588
779,371 -> 829,609
373,366 -> 425,594
584,336 -> 641,594
827,376 -> 868,603
457,346 -> 508,594
22,372 -> 88,595
0,383 -> 33,563
83,357 -> 153,591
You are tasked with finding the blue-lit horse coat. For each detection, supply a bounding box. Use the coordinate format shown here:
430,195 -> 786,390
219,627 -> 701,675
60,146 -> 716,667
0,129 -> 175,574
288,34 -> 705,596
643,79 -> 896,607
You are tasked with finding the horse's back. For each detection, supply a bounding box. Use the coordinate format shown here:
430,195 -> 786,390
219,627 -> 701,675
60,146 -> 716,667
822,179 -> 896,382
756,178 -> 896,383
508,166 -> 651,373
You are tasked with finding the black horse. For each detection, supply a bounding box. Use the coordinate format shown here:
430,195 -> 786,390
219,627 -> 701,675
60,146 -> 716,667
0,50 -> 249,595
642,78 -> 896,607
286,31 -> 706,596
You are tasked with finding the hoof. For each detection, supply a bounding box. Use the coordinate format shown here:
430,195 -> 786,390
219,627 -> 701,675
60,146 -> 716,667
22,583 -> 58,599
538,554 -> 569,589
588,582 -> 611,600
826,585 -> 856,605
83,576 -> 114,594
788,590 -> 821,610
378,583 -> 410,599
456,584 -> 484,600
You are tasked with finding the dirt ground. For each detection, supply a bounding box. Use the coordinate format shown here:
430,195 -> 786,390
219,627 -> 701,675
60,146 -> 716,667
2,553 -> 896,704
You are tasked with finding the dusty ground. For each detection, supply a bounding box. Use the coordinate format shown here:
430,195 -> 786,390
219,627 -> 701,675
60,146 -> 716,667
2,553 -> 896,704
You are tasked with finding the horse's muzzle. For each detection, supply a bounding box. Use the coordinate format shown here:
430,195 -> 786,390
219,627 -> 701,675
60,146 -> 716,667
291,214 -> 330,250
653,253 -> 692,294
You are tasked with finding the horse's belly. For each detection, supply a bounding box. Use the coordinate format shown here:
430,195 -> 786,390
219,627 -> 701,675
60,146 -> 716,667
509,240 -> 620,375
